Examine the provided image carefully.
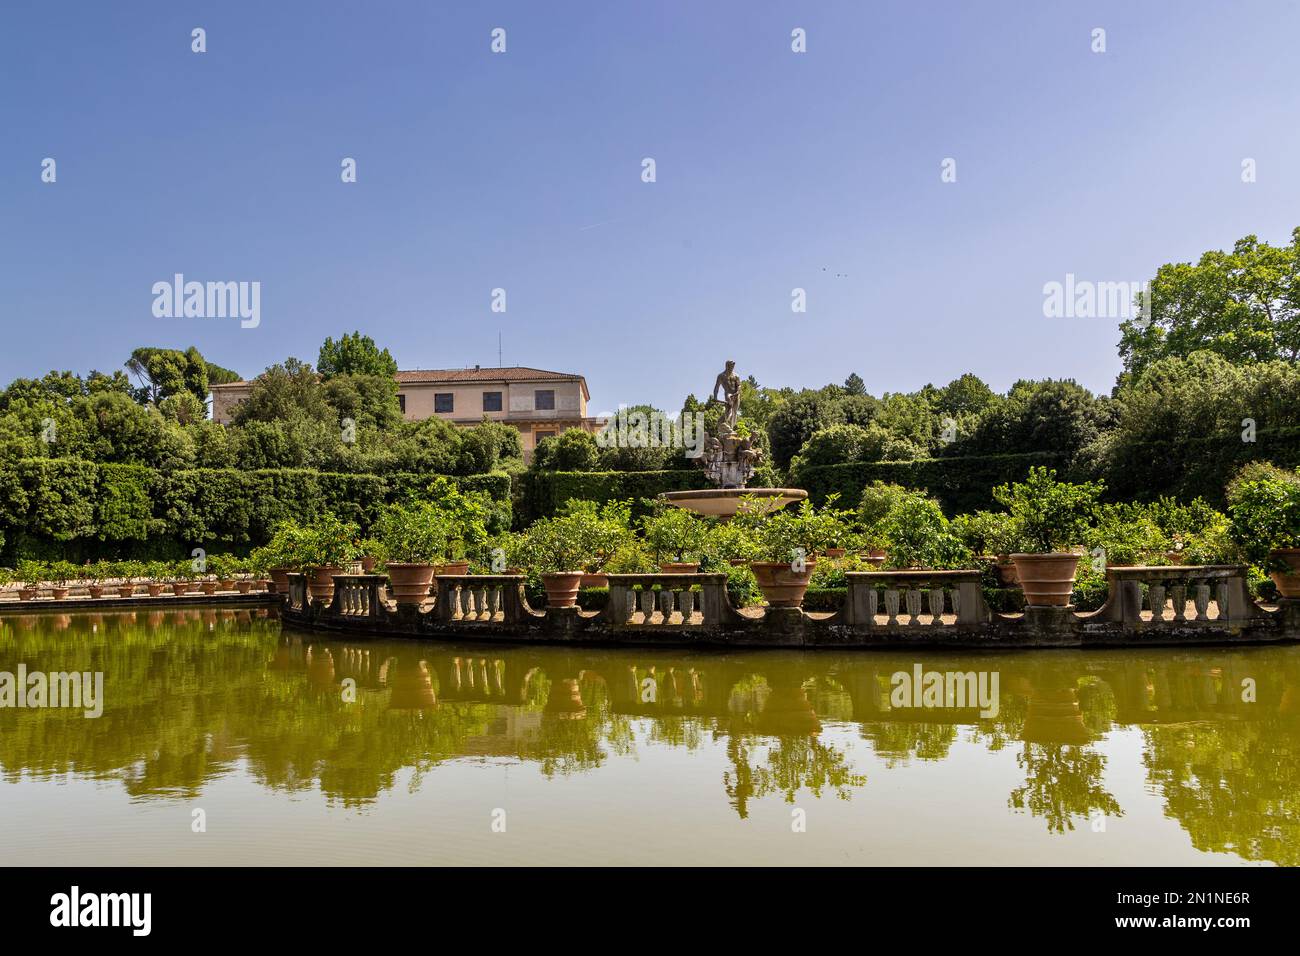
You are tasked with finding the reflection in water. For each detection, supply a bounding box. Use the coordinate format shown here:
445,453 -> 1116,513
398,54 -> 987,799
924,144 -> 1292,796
1,609 -> 1299,864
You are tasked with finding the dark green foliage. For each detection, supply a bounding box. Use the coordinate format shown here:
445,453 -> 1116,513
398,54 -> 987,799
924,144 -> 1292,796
790,452 -> 1068,515
95,463 -> 160,541
0,460 -> 511,562
517,469 -> 711,527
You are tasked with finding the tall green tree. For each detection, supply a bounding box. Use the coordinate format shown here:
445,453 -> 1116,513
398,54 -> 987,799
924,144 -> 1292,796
1119,228 -> 1300,377
317,332 -> 398,380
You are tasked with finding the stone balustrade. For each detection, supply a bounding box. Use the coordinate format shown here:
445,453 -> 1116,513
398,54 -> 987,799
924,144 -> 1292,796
434,575 -> 537,625
842,570 -> 989,628
1096,565 -> 1257,625
604,573 -> 732,628
276,565 -> 1300,649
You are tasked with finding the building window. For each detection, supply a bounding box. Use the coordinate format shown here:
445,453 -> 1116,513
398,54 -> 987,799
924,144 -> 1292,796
435,393 -> 454,413
534,389 -> 555,410
397,394 -> 406,414
483,391 -> 502,412
534,431 -> 557,444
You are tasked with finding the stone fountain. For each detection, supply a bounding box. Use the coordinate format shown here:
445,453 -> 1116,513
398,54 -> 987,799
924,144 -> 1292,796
658,360 -> 808,519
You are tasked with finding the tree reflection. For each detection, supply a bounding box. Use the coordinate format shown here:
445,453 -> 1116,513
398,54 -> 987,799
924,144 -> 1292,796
2,612 -> 1299,862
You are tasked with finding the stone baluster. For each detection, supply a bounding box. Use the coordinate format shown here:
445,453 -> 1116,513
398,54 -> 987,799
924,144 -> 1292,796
884,589 -> 900,625
1170,584 -> 1187,622
658,588 -> 674,620
1193,582 -> 1210,621
679,587 -> 696,620
476,585 -> 490,620
927,587 -> 945,625
905,589 -> 922,626
1149,584 -> 1166,621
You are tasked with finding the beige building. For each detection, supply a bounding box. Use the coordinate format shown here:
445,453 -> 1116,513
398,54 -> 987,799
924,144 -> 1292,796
209,365 -> 606,459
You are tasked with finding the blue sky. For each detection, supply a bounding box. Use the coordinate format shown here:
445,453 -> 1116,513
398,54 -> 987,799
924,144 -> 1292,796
3,1 -> 1299,414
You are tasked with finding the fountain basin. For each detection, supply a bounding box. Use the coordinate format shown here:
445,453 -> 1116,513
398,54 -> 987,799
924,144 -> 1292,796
658,487 -> 807,519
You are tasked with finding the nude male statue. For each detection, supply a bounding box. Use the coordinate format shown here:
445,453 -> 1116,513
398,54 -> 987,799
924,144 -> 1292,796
711,360 -> 741,431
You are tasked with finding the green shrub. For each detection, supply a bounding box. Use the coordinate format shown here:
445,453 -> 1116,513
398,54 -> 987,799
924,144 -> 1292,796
1226,464 -> 1300,568
992,467 -> 1103,553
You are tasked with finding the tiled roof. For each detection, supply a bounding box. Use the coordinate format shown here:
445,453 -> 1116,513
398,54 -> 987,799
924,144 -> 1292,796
394,366 -> 581,384
210,366 -> 590,398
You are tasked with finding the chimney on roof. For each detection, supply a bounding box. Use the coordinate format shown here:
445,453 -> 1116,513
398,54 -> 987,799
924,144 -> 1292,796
475,364 -> 480,371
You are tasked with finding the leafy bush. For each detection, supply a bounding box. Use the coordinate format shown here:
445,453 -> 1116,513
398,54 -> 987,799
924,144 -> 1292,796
992,467 -> 1103,553
513,513 -> 592,573
1086,502 -> 1167,566
640,504 -> 714,564
951,510 -> 1026,557
733,498 -> 843,564
1226,463 -> 1300,568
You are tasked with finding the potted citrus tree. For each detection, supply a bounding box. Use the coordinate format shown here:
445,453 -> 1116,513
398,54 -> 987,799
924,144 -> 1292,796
144,561 -> 169,596
1226,464 -> 1300,598
641,504 -> 712,573
993,467 -> 1102,607
116,560 -> 142,598
953,510 -> 1026,584
372,500 -> 447,606
48,561 -> 77,600
556,499 -> 635,587
735,498 -> 839,608
16,560 -> 44,601
300,513 -> 362,604
83,561 -> 107,599
515,514 -> 590,608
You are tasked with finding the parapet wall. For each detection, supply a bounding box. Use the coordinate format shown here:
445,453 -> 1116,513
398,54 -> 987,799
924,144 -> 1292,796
281,567 -> 1300,650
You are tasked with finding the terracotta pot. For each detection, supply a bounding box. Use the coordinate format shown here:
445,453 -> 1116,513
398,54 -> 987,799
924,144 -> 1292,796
434,560 -> 471,576
993,557 -> 1020,587
658,562 -> 699,574
18,588 -> 37,601
864,549 -> 887,569
728,558 -> 748,566
1270,548 -> 1300,599
218,579 -> 236,592
386,562 -> 436,606
360,555 -> 378,573
268,568 -> 290,595
118,584 -> 136,598
749,560 -> 816,608
88,585 -> 105,599
171,582 -> 189,595
1165,551 -> 1186,565
235,580 -> 252,594
1011,553 -> 1081,607
824,548 -> 846,559
200,581 -> 218,595
540,571 -> 584,608
147,583 -> 164,597
51,586 -> 70,600
308,566 -> 342,605
580,572 -> 609,589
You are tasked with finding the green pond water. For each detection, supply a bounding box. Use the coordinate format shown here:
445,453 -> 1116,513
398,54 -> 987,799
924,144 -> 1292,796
0,606 -> 1295,866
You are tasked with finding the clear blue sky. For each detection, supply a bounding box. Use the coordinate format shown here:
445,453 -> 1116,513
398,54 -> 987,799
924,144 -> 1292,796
3,1 -> 1299,415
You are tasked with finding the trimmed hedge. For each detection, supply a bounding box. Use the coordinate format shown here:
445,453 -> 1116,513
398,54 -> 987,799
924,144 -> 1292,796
790,451 -> 1069,515
517,469 -> 711,526
0,459 -> 511,563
